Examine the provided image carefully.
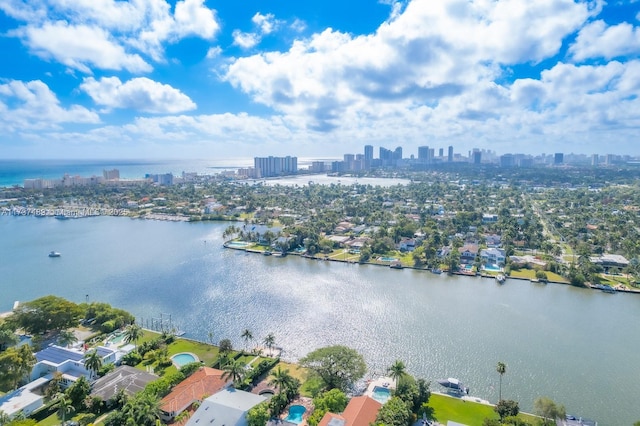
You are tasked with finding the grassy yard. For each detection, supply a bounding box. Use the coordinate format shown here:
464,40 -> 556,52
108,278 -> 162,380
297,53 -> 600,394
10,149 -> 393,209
508,268 -> 567,283
166,338 -> 220,365
428,394 -> 538,425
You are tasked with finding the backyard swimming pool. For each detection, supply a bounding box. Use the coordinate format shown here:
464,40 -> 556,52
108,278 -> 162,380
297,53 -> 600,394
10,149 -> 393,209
227,241 -> 251,248
171,352 -> 199,367
284,405 -> 306,424
371,386 -> 391,403
378,256 -> 398,262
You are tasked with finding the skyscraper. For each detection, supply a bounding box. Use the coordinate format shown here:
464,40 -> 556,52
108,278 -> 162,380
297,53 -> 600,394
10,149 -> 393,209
448,145 -> 453,162
364,145 -> 373,169
418,146 -> 429,162
554,153 -> 564,165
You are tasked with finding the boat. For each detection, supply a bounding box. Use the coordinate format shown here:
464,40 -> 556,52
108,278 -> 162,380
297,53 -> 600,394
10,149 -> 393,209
496,274 -> 506,283
263,250 -> 272,256
431,268 -> 442,274
390,262 -> 403,269
437,377 -> 469,394
48,251 -> 61,257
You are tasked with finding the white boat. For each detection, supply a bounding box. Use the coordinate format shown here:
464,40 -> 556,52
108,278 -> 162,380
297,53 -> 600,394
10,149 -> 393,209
48,251 -> 61,257
437,377 -> 469,394
496,274 -> 506,283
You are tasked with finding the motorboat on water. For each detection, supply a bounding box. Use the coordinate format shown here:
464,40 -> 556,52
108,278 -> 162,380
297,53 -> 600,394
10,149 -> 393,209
48,251 -> 61,257
496,274 -> 506,283
437,377 -> 469,394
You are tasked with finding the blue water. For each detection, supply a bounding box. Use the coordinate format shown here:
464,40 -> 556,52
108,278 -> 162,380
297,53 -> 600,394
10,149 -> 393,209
2,217 -> 640,424
0,158 -> 346,187
372,386 -> 391,403
284,405 -> 306,424
172,353 -> 198,367
0,159 -> 253,187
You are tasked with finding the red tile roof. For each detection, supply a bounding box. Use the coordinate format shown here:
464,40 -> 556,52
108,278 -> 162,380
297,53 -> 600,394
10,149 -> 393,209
160,367 -> 228,417
318,396 -> 382,426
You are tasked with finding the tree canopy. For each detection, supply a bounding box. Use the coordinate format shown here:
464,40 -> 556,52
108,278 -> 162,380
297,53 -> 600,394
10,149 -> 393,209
11,296 -> 83,334
299,345 -> 366,392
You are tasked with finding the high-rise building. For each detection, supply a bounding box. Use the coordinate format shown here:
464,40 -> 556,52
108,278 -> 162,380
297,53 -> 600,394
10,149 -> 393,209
500,154 -> 515,168
591,154 -> 599,166
393,147 -> 403,161
554,153 -> 564,165
418,146 -> 429,162
364,145 -> 373,169
379,147 -> 392,167
254,156 -> 297,177
472,149 -> 482,165
103,169 -> 120,180
438,148 -> 444,158
448,145 -> 453,162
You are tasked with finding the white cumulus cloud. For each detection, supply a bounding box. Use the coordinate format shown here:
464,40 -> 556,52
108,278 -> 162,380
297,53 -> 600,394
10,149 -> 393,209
570,20 -> 640,61
0,79 -> 99,132
4,0 -> 221,72
80,77 -> 196,113
14,21 -> 152,74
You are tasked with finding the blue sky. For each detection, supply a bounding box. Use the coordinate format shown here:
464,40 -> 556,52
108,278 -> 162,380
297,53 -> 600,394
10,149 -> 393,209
0,0 -> 639,160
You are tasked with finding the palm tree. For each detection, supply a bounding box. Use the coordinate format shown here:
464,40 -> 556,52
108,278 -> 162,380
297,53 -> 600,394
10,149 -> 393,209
83,349 -> 103,379
263,333 -> 276,355
387,359 -> 407,387
0,410 -> 11,426
207,330 -> 215,345
269,366 -> 294,393
241,329 -> 253,353
222,359 -> 246,386
57,395 -> 75,425
496,362 -> 506,401
57,330 -> 77,348
123,324 -> 142,348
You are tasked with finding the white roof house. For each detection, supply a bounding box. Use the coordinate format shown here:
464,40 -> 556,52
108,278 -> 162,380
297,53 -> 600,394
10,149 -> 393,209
30,345 -> 116,387
185,387 -> 267,426
0,376 -> 49,419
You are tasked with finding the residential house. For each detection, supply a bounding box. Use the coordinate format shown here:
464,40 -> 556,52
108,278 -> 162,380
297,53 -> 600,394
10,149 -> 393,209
458,244 -> 479,265
482,214 -> 498,223
30,345 -> 116,388
485,234 -> 502,248
185,387 -> 267,426
160,367 -> 230,422
397,238 -> 416,252
318,396 -> 382,426
480,248 -> 506,266
437,246 -> 451,259
0,377 -> 49,420
589,254 -> 629,272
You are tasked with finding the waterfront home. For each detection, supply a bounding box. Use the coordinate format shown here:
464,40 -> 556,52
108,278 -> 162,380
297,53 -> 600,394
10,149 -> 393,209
458,244 -> 479,265
589,254 -> 629,272
437,246 -> 451,259
160,367 -> 230,422
397,238 -> 416,252
0,377 -> 49,420
318,395 -> 382,426
185,387 -> 267,426
30,345 -> 116,388
480,248 -> 506,266
90,365 -> 158,404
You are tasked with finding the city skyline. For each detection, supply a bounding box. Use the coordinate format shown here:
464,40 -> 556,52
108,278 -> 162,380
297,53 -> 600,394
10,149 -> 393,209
0,0 -> 639,159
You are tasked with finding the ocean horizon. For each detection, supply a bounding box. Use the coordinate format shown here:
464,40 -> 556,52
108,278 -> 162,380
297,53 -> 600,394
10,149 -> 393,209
0,158 -> 341,188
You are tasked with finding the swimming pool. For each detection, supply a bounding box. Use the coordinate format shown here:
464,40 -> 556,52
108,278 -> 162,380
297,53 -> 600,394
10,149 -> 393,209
371,386 -> 391,403
379,256 -> 398,262
227,241 -> 250,248
171,352 -> 199,368
483,264 -> 502,272
284,405 -> 306,424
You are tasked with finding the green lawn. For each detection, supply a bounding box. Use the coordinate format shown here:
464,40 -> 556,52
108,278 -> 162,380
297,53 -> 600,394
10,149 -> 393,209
166,338 -> 220,365
428,394 -> 499,425
428,394 -> 539,426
